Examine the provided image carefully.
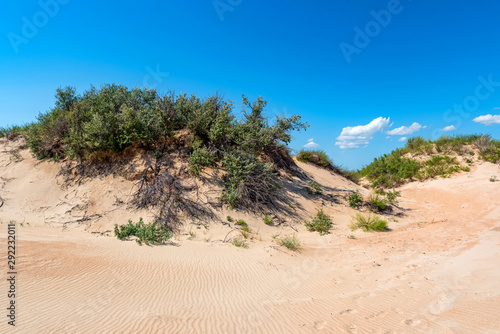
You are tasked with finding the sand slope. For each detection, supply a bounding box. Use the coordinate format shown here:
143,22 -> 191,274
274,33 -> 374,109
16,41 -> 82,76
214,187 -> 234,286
1,138 -> 500,333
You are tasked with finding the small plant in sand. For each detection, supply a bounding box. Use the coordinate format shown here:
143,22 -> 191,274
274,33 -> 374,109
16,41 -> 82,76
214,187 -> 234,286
188,230 -> 196,240
264,215 -> 272,225
232,238 -> 248,248
306,180 -> 323,195
347,190 -> 362,208
490,175 -> 497,182
114,218 -> 172,245
349,213 -> 388,232
384,189 -> 400,206
278,234 -> 301,251
227,216 -> 233,222
305,209 -> 333,235
368,194 -> 387,212
347,234 -> 356,239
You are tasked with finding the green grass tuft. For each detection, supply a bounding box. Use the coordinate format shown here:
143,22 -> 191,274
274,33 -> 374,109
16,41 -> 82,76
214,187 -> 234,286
305,209 -> 333,235
349,213 -> 388,232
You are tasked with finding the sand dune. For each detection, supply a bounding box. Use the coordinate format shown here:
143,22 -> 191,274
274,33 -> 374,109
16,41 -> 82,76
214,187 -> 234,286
1,137 -> 500,333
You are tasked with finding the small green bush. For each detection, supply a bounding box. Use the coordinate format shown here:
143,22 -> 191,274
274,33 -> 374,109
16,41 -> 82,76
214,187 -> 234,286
368,194 -> 387,211
232,238 -> 248,248
385,189 -> 401,206
279,235 -> 301,251
347,190 -> 362,208
188,147 -> 215,175
349,213 -> 388,232
305,209 -> 333,235
264,215 -> 272,225
306,180 -> 323,195
114,218 -> 172,245
296,149 -> 332,168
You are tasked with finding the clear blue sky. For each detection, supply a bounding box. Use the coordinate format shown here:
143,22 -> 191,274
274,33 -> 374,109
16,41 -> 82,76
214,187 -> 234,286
1,0 -> 500,169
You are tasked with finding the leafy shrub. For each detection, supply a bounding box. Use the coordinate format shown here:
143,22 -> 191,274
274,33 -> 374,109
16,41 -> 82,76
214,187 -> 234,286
385,189 -> 401,206
347,190 -> 362,208
368,194 -> 387,211
306,180 -> 323,195
305,209 -> 333,235
188,147 -> 216,175
358,151 -> 420,188
221,150 -> 279,209
264,215 -> 272,225
114,218 -> 172,245
349,213 -> 388,232
296,149 -> 332,168
278,235 -> 301,251
232,238 -> 248,248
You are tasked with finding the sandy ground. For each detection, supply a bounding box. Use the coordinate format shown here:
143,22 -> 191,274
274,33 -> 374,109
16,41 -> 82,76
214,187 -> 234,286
1,138 -> 500,333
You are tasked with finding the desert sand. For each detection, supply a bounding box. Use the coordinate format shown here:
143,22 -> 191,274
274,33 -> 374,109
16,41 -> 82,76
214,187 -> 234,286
1,137 -> 500,333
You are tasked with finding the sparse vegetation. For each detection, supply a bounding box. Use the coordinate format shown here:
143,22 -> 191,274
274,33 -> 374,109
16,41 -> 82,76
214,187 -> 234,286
490,175 -> 497,182
349,213 -> 388,232
296,149 -> 332,167
264,215 -> 272,225
278,235 -> 301,251
347,190 -> 362,208
306,180 -> 323,195
114,218 -> 172,245
368,194 -> 387,211
232,238 -> 248,248
305,209 -> 333,235
227,216 -> 233,222
357,134 -> 500,188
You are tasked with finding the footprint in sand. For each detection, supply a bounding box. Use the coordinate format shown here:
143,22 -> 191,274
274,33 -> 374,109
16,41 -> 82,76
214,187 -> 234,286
428,293 -> 456,315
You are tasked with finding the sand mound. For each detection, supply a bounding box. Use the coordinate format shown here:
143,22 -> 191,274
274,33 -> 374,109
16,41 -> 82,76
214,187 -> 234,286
1,138 -> 500,333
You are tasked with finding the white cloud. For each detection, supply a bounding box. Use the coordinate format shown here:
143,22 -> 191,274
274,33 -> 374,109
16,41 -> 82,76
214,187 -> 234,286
335,117 -> 390,149
303,138 -> 319,148
398,137 -> 407,142
472,114 -> 500,126
440,125 -> 456,132
386,122 -> 423,136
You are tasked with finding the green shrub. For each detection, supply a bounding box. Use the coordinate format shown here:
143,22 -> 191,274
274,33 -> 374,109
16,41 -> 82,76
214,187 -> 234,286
358,151 -> 420,188
347,190 -> 362,208
296,149 -> 332,168
232,238 -> 248,248
114,218 -> 172,245
306,180 -> 323,195
385,189 -> 401,206
278,235 -> 301,251
227,216 -> 233,222
305,209 -> 333,235
189,147 -> 216,175
221,150 -> 279,209
349,213 -> 388,232
264,215 -> 272,225
368,194 -> 387,211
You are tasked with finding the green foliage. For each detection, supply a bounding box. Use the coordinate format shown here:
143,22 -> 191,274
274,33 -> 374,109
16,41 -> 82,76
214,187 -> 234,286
264,215 -> 272,225
305,209 -> 333,235
416,155 -> 469,180
358,151 -> 420,188
385,189 -> 401,206
278,235 -> 301,251
227,216 -> 233,222
232,238 -> 248,248
296,149 -> 332,168
490,175 -> 497,182
220,150 -> 278,209
0,124 -> 31,139
349,213 -> 388,232
347,190 -> 362,208
306,180 -> 323,195
368,194 -> 387,211
114,218 -> 172,245
188,147 -> 216,175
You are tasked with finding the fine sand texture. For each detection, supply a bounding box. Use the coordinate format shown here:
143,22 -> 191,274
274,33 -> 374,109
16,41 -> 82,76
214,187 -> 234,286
1,138 -> 500,333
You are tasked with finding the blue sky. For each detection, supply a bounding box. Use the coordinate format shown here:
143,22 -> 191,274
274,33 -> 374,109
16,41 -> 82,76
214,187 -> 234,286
1,0 -> 500,169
